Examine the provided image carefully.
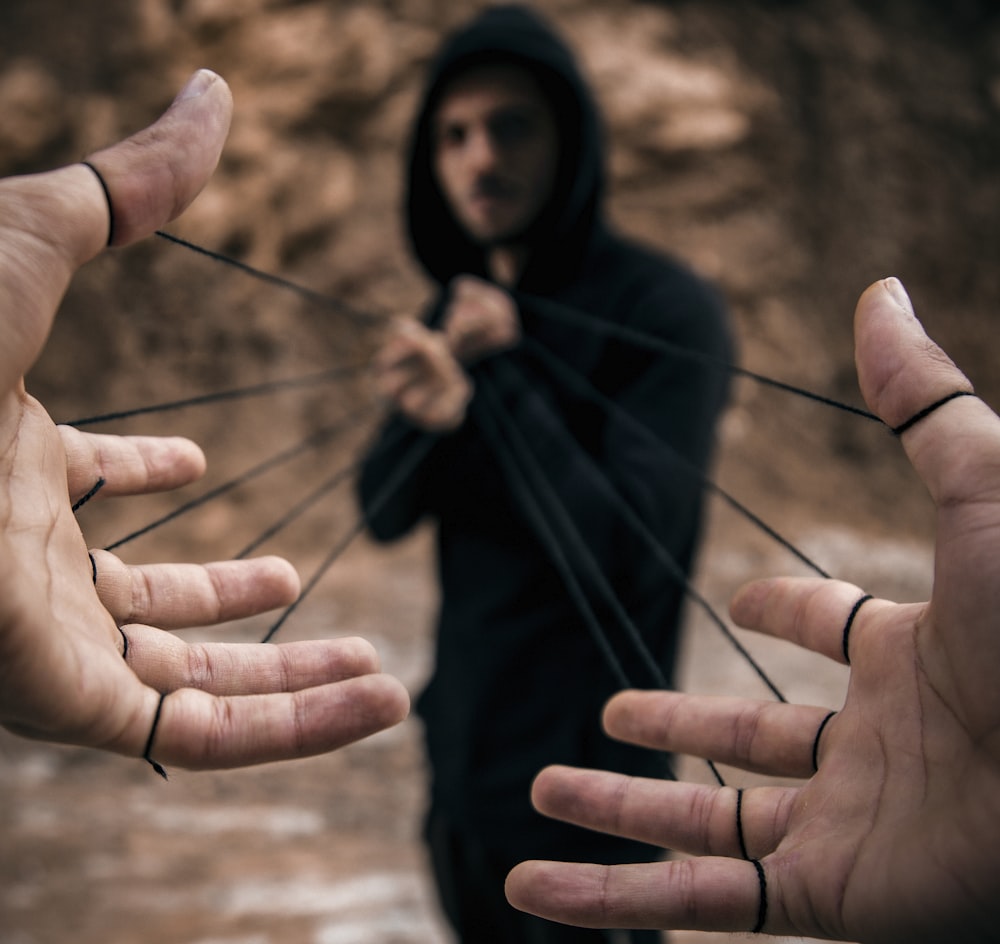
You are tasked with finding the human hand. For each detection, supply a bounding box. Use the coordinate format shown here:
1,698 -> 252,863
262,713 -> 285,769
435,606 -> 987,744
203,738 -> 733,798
442,274 -> 521,364
373,317 -> 473,432
0,70 -> 409,772
506,277 -> 1000,942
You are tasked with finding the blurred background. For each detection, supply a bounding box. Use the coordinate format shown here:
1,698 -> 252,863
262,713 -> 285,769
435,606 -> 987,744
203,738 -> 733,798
1,1 -> 997,942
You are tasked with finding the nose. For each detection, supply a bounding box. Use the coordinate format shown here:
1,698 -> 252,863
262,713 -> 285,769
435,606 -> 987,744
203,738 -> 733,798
466,127 -> 499,174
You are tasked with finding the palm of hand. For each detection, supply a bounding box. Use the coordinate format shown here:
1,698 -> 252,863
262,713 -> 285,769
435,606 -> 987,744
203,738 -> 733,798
0,392 -> 143,749
777,593 -> 1000,943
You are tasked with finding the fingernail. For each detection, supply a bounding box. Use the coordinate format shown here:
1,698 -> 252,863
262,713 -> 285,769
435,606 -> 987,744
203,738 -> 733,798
884,277 -> 914,315
172,69 -> 217,104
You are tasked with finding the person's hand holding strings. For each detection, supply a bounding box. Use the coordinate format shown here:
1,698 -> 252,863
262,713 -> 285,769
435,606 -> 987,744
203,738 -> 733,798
372,275 -> 519,432
0,69 -> 409,775
506,277 -> 1000,942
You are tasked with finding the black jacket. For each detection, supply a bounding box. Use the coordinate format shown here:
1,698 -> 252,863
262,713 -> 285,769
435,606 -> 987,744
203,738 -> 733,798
358,5 -> 732,862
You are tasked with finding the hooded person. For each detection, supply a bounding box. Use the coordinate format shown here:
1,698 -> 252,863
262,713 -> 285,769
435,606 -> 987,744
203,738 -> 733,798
358,6 -> 732,941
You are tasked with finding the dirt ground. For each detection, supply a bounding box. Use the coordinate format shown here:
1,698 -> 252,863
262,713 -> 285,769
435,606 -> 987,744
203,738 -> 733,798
0,1 -> 997,942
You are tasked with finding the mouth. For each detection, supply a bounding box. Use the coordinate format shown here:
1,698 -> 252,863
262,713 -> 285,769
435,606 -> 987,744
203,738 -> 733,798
471,176 -> 517,204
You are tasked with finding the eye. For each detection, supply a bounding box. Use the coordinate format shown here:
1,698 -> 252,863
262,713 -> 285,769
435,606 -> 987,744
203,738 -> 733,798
437,123 -> 467,148
490,111 -> 535,148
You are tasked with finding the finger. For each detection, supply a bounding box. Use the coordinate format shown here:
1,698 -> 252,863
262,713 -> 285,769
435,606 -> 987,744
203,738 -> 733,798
145,673 -> 410,769
91,550 -> 299,628
602,689 -> 837,778
506,857 -> 767,933
121,630 -> 385,695
397,376 -> 471,432
60,426 -> 206,503
531,765 -> 794,859
83,69 -> 232,247
855,278 -> 1000,507
729,576 -> 883,665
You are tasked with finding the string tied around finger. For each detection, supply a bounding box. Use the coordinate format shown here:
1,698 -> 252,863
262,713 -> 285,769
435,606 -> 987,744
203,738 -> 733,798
841,594 -> 872,665
750,858 -> 768,933
144,692 -> 169,780
80,162 -> 115,247
891,390 -> 975,436
735,788 -> 750,860
812,710 -> 836,773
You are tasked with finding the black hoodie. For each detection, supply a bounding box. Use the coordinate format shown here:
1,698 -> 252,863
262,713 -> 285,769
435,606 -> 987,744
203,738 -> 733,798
359,5 -> 732,863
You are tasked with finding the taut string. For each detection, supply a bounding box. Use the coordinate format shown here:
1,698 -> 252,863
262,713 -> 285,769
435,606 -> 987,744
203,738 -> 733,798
104,403 -> 377,552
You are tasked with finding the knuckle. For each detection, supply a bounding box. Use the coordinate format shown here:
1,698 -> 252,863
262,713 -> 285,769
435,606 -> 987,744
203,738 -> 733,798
184,642 -> 216,691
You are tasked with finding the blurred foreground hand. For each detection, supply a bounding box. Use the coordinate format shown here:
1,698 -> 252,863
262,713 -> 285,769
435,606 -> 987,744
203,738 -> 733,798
0,70 -> 409,773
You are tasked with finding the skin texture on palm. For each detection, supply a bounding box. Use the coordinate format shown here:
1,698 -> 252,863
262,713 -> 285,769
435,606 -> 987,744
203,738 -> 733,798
505,278 -> 1000,943
0,70 -> 409,771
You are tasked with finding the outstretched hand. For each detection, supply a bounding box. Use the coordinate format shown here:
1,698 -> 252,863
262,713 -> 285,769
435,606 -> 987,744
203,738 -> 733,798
506,277 -> 1000,942
0,70 -> 409,773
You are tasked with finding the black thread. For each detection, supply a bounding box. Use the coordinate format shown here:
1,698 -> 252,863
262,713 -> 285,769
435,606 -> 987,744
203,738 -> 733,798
518,291 -> 883,426
515,345 -> 793,700
72,477 -> 106,512
842,594 -> 872,665
144,692 -> 168,780
261,432 -> 436,643
474,376 -> 633,691
891,390 -> 975,436
751,858 -> 768,933
735,788 -> 750,859
103,407 -> 373,552
80,161 -> 115,246
150,228 -> 882,426
155,230 -> 380,328
812,710 -> 836,772
523,338 -> 831,580
480,365 -> 667,690
118,627 -> 129,661
89,552 -> 97,585
66,365 -> 364,428
235,424 -> 408,560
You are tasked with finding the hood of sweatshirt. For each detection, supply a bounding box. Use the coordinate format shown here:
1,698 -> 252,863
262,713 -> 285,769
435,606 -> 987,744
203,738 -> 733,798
405,4 -> 606,293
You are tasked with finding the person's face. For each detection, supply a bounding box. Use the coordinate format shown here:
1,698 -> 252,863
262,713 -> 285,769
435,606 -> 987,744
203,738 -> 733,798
432,64 -> 559,247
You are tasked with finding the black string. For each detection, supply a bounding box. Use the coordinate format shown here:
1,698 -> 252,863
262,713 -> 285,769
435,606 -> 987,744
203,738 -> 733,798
735,788 -> 750,859
150,229 -> 880,426
751,858 -> 768,933
65,364 -> 365,428
517,291 -> 882,427
234,423 -> 409,560
103,232 -> 903,787
80,161 -> 114,246
479,371 -> 711,776
812,710 -> 836,773
235,462 -> 359,560
473,375 -> 635,695
72,477 -> 106,511
841,594 -> 872,665
104,405 -> 374,552
891,390 -> 975,436
261,432 -> 436,643
488,356 -> 787,702
155,230 -> 381,330
522,337 -> 831,581
477,368 -> 658,690
144,692 -> 168,780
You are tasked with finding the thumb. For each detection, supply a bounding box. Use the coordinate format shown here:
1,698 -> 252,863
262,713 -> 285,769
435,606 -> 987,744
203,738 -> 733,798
83,69 -> 232,248
0,70 -> 232,394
